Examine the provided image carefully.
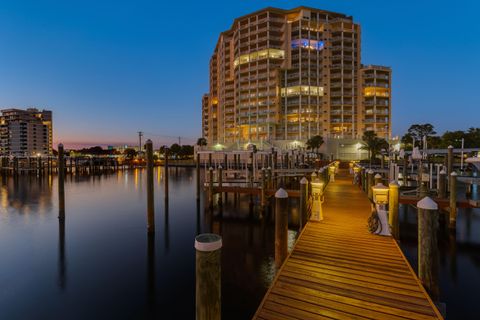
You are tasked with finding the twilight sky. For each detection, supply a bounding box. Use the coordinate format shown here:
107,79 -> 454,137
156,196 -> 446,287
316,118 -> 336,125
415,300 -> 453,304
0,0 -> 479,148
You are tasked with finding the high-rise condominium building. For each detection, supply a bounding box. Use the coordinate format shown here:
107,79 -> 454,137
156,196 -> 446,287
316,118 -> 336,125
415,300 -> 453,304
202,6 -> 391,149
0,108 -> 53,156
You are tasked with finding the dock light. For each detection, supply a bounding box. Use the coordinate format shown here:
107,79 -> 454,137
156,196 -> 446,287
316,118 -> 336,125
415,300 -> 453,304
328,165 -> 336,182
311,176 -> 324,221
328,165 -> 336,174
372,183 -> 389,205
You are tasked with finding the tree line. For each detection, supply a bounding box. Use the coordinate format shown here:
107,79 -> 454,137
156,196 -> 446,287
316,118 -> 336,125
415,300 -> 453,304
400,124 -> 480,149
65,144 -> 195,160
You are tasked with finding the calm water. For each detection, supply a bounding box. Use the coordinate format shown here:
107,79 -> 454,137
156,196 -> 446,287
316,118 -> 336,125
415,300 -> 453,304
0,168 -> 296,320
399,183 -> 480,320
1,169 -> 479,319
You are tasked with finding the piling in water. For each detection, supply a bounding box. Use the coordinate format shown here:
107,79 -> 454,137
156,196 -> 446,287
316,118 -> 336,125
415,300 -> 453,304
217,166 -> 223,207
275,188 -> 288,268
299,177 -> 308,228
438,169 -> 446,198
58,144 -> 65,220
367,170 -> 374,200
260,168 -> 266,211
449,172 -> 457,228
195,233 -> 222,320
196,153 -> 200,200
209,167 -> 214,209
417,197 -> 440,301
164,147 -> 169,200
146,140 -> 155,233
447,145 -> 453,180
388,182 -> 400,240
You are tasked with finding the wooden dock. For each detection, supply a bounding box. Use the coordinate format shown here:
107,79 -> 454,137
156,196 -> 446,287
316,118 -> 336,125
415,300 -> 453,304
253,170 -> 443,320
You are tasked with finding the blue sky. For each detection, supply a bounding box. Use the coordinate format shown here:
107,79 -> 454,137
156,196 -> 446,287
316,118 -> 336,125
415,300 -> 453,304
0,0 -> 479,147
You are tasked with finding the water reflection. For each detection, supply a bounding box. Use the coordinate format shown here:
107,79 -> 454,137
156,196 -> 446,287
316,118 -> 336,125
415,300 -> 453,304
146,232 -> 155,315
58,218 -> 66,290
399,199 -> 480,319
1,169 -> 478,319
196,199 -> 201,235
164,199 -> 169,253
0,174 -> 53,213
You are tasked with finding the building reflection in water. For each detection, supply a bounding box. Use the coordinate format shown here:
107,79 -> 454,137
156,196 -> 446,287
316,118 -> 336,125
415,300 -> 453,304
0,174 -> 53,214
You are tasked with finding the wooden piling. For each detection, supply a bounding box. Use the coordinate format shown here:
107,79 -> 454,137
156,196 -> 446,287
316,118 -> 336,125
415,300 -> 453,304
438,169 -> 446,198
447,145 -> 453,178
389,182 -> 400,240
196,153 -> 201,200
58,144 -> 65,220
417,197 -> 440,301
14,157 -> 18,175
37,156 -> 42,175
267,167 -> 272,189
367,170 -> 374,200
449,172 -> 457,228
275,188 -> 288,268
260,168 -> 266,210
299,177 -> 308,229
361,168 -> 366,192
164,147 -> 169,200
144,140 -> 155,233
217,165 -> 222,206
195,233 -> 222,320
209,167 -> 214,209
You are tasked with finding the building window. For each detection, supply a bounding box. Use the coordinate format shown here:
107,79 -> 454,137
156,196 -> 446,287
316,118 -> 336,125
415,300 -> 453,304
291,39 -> 324,51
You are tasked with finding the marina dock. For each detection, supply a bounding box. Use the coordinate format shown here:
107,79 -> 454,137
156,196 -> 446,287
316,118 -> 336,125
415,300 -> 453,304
253,170 -> 443,320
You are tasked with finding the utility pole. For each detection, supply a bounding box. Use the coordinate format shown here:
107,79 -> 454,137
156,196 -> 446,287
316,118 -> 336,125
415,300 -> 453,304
138,131 -> 144,151
178,136 -> 181,145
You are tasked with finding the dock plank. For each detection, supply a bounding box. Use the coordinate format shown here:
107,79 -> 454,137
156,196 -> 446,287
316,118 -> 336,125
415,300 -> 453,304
253,169 -> 443,320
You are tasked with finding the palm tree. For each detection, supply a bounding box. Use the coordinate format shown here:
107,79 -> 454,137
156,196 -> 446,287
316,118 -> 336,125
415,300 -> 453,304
196,137 -> 207,147
306,135 -> 324,156
361,131 -> 388,167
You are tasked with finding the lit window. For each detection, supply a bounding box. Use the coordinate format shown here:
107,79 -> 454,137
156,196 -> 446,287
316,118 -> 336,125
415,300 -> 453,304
281,85 -> 324,97
291,39 -> 325,51
233,49 -> 285,68
364,87 -> 390,97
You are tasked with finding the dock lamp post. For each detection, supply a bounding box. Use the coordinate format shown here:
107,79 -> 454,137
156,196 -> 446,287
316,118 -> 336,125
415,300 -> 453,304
372,183 -> 391,236
310,175 -> 324,221
328,164 -> 336,182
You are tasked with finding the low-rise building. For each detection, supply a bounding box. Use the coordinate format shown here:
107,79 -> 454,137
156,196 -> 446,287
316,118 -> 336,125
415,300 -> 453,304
0,108 -> 53,156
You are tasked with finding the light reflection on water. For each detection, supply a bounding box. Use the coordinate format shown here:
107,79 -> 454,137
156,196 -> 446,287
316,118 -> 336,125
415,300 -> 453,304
0,168 -> 296,320
3,168 -> 478,318
398,182 -> 480,319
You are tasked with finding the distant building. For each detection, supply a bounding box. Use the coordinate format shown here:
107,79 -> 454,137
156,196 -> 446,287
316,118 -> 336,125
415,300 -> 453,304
0,108 -> 53,156
202,6 -> 392,150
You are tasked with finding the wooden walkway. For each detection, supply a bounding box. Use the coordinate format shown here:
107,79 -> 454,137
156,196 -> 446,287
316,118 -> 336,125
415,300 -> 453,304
253,170 -> 443,320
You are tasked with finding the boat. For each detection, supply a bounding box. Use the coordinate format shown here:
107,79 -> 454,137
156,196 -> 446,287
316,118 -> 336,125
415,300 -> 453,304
466,155 -> 480,171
